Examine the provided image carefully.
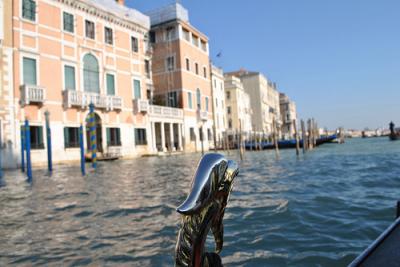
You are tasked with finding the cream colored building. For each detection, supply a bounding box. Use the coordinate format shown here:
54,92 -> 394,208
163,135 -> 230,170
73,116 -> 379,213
211,65 -> 226,147
226,69 -> 281,136
279,93 -> 297,139
224,74 -> 252,139
147,3 -> 213,152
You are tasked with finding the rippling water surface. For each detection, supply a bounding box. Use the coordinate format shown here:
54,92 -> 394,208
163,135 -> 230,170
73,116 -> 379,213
0,138 -> 399,266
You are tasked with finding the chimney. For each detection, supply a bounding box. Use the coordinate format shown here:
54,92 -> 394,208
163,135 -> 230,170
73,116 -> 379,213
116,0 -> 125,5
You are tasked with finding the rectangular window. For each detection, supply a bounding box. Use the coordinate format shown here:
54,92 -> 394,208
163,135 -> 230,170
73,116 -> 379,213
227,106 -> 231,114
188,92 -> 193,109
64,65 -> 75,90
63,127 -> 79,148
190,128 -> 195,141
167,91 -> 178,108
186,58 -> 190,71
28,126 -> 44,149
195,63 -> 199,75
207,129 -> 212,141
145,60 -> 150,78
205,97 -> 209,112
63,12 -> 74,33
183,28 -> 190,41
134,79 -> 141,99
166,56 -> 174,71
149,31 -> 156,43
201,40 -> 207,52
199,127 -> 203,141
226,91 -> 231,99
22,0 -> 36,21
203,67 -> 207,78
23,57 -> 37,85
166,26 -> 176,40
192,35 -> 199,47
105,27 -> 113,45
106,128 -> 121,146
106,74 -> 115,95
131,36 -> 138,52
85,20 -> 95,39
135,128 -> 147,145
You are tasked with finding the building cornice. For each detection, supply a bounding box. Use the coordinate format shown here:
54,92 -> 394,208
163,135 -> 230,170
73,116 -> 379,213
57,0 -> 150,35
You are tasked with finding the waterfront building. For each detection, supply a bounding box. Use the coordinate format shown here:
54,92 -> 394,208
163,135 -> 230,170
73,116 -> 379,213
147,3 -> 213,152
211,65 -> 226,148
223,74 -> 252,140
226,69 -> 281,137
279,93 -> 297,139
2,0 -> 159,167
0,0 -> 16,168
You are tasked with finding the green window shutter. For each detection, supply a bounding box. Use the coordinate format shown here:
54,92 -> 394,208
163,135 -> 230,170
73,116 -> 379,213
63,12 -> 74,33
106,128 -> 110,146
64,127 -> 69,148
117,128 -> 121,145
106,74 -> 115,95
188,92 -> 192,109
64,66 -> 75,90
83,54 -> 100,93
206,97 -> 209,111
134,129 -> 138,145
38,126 -> 43,148
23,57 -> 37,85
23,0 -> 36,21
133,80 -> 141,99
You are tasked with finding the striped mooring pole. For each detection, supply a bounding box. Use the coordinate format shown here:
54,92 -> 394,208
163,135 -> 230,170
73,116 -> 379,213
25,119 -> 32,182
45,111 -> 53,173
89,103 -> 97,169
79,125 -> 85,176
20,126 -> 25,172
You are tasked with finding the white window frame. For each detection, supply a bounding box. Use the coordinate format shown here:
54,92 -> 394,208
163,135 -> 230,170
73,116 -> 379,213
62,62 -> 78,91
20,53 -> 39,86
105,71 -> 117,96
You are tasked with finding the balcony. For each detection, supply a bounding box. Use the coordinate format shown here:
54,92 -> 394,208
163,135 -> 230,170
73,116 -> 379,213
133,99 -> 149,114
20,85 -> 45,106
63,90 -> 122,111
197,110 -> 208,121
148,105 -> 183,120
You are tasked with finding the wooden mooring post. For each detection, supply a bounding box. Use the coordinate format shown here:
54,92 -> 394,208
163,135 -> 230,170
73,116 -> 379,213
273,118 -> 279,158
293,119 -> 300,156
301,119 -> 306,154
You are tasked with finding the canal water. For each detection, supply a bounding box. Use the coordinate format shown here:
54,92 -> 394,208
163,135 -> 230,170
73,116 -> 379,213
0,138 -> 399,266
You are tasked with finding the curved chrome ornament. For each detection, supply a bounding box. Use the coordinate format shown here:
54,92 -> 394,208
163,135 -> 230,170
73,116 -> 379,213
175,153 -> 239,267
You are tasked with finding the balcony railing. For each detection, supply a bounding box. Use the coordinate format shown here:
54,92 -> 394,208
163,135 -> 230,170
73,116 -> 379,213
20,85 -> 45,106
63,90 -> 122,111
133,99 -> 149,114
148,105 -> 183,120
197,110 -> 208,121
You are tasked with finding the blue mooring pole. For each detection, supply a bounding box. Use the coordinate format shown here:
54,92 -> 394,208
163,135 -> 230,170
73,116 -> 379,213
79,125 -> 85,176
89,103 -> 97,169
21,126 -> 25,172
25,120 -> 32,182
44,111 -> 53,173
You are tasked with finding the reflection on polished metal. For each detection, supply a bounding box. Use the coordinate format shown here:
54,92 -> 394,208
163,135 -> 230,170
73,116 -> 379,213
175,153 -> 239,267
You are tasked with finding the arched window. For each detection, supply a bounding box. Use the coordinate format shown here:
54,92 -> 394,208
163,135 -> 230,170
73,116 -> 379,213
196,88 -> 201,110
83,54 -> 100,93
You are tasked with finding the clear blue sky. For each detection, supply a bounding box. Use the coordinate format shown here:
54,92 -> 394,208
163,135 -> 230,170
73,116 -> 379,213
128,0 -> 400,130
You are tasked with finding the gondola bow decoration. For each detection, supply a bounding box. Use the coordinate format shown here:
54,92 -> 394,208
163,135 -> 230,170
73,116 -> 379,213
175,153 -> 239,267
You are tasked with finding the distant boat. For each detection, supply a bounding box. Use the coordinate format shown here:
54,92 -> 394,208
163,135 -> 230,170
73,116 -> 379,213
244,134 -> 337,150
389,122 -> 400,141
